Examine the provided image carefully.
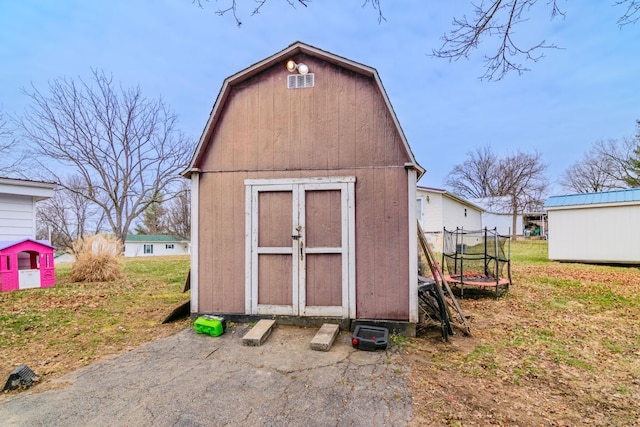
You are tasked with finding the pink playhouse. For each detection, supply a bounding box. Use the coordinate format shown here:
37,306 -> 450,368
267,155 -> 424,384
0,239 -> 55,292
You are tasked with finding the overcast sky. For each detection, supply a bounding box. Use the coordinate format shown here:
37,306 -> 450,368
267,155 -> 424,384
1,1 -> 639,195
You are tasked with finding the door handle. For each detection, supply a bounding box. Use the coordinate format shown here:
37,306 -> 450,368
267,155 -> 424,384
300,241 -> 304,260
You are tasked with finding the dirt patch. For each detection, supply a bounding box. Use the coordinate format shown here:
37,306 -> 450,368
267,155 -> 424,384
404,263 -> 640,426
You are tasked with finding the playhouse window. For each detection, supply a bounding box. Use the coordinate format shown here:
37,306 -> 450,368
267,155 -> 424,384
144,244 -> 154,254
165,244 -> 174,249
4,256 -> 9,271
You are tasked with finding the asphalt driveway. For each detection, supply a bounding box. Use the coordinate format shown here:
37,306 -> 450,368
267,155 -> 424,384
0,324 -> 413,426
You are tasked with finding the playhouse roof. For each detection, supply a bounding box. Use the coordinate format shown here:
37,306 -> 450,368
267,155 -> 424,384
183,41 -> 424,178
0,239 -> 55,251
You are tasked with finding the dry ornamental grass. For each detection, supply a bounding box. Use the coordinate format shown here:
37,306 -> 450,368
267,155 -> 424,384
70,234 -> 123,282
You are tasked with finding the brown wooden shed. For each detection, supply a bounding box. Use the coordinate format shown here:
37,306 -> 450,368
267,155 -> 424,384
184,42 -> 424,327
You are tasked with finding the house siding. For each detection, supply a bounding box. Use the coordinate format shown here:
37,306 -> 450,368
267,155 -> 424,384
0,194 -> 36,240
195,55 -> 412,320
442,197 -> 482,230
124,241 -> 190,257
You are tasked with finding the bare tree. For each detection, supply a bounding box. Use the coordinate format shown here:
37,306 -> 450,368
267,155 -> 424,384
593,136 -> 640,188
195,1 -> 639,80
560,143 -> 628,193
36,175 -> 106,252
193,0 -> 311,26
0,108 -> 25,177
622,120 -> 640,187
20,70 -> 193,247
443,146 -> 499,198
433,0 -> 638,80
164,180 -> 191,239
445,146 -> 548,236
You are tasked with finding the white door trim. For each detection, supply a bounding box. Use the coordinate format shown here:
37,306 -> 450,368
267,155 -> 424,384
245,177 -> 356,318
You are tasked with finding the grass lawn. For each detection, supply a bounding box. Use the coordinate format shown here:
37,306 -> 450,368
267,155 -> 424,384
2,243 -> 639,426
0,255 -> 191,391
406,240 -> 640,426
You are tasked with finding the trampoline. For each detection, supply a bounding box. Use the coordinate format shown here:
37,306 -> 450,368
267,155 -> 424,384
442,227 -> 512,298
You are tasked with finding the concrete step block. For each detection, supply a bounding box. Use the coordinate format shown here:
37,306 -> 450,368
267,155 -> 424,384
242,319 -> 276,346
310,323 -> 340,352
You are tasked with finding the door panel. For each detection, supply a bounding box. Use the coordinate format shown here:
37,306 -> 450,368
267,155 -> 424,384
305,253 -> 342,307
305,190 -> 341,248
257,254 -> 292,306
258,191 -> 292,247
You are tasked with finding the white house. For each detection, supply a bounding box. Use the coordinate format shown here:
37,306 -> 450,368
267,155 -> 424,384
544,188 -> 640,264
470,196 -> 530,236
124,235 -> 190,257
417,186 -> 483,250
0,177 -> 56,241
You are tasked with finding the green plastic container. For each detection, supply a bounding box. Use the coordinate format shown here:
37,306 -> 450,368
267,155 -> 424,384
194,315 -> 226,337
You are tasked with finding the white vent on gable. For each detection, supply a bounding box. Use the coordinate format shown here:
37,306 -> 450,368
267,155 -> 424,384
287,73 -> 315,89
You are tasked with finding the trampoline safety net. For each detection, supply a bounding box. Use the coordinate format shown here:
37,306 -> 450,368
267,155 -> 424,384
442,227 -> 510,284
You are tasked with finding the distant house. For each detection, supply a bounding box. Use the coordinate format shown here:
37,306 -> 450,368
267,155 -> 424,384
544,188 -> 640,264
469,197 -> 546,237
124,235 -> 190,257
0,177 -> 56,241
54,251 -> 76,264
0,239 -> 55,292
417,186 -> 483,250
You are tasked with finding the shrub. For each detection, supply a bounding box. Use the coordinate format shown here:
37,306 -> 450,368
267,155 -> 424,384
70,234 -> 123,282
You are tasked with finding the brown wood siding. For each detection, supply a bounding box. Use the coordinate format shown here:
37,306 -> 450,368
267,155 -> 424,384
197,55 -> 410,173
195,55 -> 412,319
197,172 -> 247,313
354,167 -> 409,320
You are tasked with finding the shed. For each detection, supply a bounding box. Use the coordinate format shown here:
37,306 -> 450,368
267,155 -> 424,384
0,239 -> 55,292
124,235 -> 190,257
417,186 -> 483,250
544,188 -> 640,264
183,42 -> 424,327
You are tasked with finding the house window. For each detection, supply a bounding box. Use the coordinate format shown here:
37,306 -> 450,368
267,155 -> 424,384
4,256 -> 9,271
144,244 -> 154,254
165,244 -> 174,249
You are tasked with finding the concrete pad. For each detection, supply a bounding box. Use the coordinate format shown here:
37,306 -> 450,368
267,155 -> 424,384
0,326 -> 413,426
310,323 -> 340,351
242,319 -> 276,346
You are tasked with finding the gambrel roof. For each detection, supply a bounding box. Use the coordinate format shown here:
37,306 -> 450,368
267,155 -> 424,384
183,41 -> 424,178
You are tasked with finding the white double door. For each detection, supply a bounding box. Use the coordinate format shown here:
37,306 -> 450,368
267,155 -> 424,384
245,177 -> 355,317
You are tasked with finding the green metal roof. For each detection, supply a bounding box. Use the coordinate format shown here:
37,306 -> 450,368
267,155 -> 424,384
125,234 -> 188,243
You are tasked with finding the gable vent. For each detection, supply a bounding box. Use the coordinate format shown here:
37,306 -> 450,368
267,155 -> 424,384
287,73 -> 315,89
